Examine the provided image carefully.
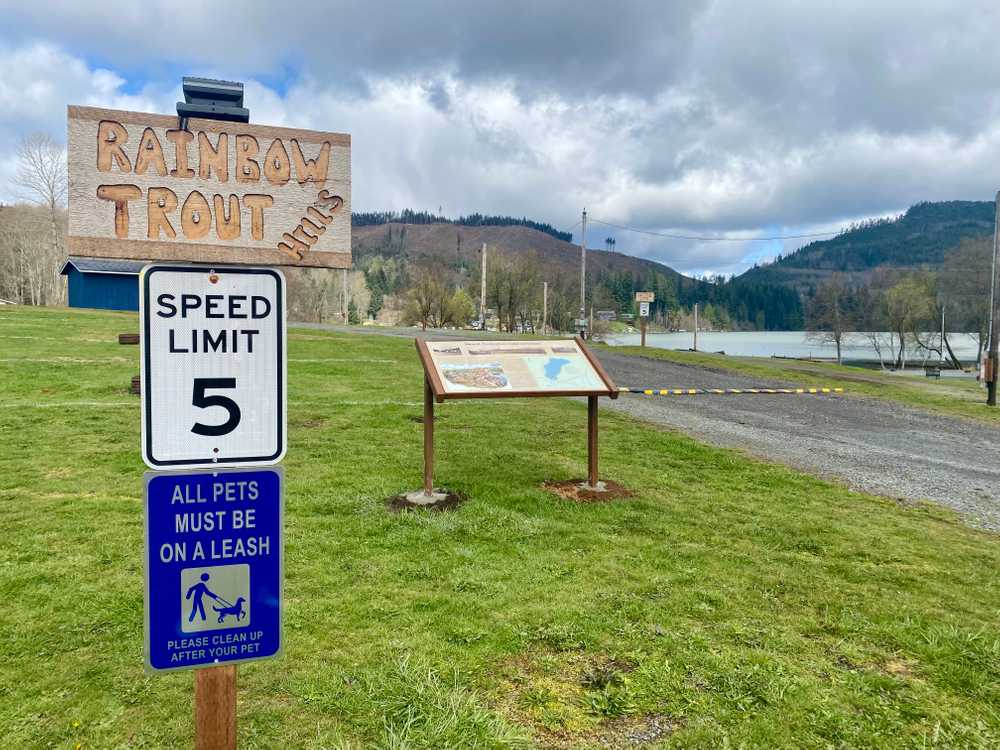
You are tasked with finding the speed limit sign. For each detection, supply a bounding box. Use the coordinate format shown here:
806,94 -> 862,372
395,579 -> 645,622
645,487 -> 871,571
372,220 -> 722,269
140,265 -> 286,469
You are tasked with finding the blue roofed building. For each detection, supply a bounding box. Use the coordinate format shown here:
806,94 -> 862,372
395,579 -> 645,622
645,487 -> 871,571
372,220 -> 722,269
60,257 -> 145,311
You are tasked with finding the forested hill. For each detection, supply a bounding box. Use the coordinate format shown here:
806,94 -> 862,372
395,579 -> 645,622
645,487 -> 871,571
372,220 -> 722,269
352,220 -> 804,330
352,210 -> 573,242
736,200 -> 995,293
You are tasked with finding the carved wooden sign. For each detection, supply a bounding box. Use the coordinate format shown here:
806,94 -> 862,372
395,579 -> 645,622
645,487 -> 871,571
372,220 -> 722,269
67,106 -> 350,268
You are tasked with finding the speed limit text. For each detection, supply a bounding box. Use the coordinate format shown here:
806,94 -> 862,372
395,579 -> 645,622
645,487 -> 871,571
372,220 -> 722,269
156,293 -> 272,353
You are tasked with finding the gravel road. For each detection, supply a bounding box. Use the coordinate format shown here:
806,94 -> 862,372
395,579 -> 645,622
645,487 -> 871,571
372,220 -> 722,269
594,349 -> 1000,531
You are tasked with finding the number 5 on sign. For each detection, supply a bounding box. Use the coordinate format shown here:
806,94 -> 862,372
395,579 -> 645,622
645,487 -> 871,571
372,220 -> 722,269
140,265 -> 286,469
191,378 -> 241,436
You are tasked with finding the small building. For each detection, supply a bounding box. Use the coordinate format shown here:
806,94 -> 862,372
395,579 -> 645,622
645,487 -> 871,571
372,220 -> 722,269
60,257 -> 145,311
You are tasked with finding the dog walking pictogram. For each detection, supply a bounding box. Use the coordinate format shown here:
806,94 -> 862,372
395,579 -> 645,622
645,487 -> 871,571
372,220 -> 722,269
185,572 -> 219,623
180,564 -> 251,633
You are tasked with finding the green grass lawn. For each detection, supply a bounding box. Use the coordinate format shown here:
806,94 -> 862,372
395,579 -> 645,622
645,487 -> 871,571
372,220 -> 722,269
603,344 -> 999,425
2,305 -> 999,749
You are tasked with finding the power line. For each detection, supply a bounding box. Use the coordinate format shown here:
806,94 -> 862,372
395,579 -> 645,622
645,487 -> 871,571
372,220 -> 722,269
589,217 -> 841,242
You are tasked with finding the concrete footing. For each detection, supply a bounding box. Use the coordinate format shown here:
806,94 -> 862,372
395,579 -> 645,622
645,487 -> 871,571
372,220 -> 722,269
404,489 -> 450,506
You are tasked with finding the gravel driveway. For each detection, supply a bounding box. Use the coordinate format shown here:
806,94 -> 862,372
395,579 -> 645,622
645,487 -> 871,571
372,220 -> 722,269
594,349 -> 1000,531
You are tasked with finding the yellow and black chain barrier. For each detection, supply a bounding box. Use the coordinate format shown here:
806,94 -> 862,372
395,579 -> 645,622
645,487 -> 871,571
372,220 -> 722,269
619,387 -> 844,396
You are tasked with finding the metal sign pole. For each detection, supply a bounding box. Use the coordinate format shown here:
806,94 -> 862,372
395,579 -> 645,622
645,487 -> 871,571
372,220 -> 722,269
988,190 -> 1000,406
636,294 -> 653,349
542,281 -> 548,336
587,395 -> 599,486
424,376 -> 435,495
694,303 -> 699,352
195,665 -> 236,750
480,243 -> 487,330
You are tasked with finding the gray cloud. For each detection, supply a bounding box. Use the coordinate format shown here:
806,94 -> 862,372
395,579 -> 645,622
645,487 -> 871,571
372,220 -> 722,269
2,1 -> 705,96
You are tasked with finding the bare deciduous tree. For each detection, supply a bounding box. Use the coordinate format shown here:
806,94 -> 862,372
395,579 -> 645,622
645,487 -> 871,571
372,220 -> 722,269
884,273 -> 936,369
486,250 -> 541,332
15,133 -> 67,210
1,133 -> 68,305
0,206 -> 66,305
938,236 -> 992,368
806,274 -> 855,364
404,271 -> 452,329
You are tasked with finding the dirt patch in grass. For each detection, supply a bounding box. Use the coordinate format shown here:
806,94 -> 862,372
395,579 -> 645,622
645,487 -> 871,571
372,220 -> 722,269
538,713 -> 680,750
495,651 -> 678,749
883,659 -> 918,679
594,714 -> 681,748
543,479 -> 634,503
385,489 -> 467,512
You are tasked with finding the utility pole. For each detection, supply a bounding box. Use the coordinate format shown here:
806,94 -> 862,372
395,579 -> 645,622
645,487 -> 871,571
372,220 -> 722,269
988,191 -> 1000,405
940,306 -> 945,367
542,281 -> 548,335
579,208 -> 587,338
480,243 -> 487,331
693,303 -> 699,352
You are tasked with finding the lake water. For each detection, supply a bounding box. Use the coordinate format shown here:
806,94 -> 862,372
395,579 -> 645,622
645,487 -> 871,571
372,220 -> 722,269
604,331 -> 982,364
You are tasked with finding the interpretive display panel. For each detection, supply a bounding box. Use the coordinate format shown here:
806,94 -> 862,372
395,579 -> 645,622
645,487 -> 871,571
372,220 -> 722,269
417,338 -> 616,400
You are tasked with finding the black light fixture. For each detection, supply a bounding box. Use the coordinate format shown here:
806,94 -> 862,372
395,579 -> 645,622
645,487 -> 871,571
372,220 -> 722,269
176,77 -> 249,126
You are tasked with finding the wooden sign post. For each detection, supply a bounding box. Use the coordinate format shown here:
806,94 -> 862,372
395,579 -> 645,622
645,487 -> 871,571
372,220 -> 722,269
195,666 -> 236,750
415,337 -> 617,494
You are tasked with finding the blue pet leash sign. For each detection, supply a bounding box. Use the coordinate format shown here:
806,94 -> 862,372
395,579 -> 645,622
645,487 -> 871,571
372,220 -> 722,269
144,468 -> 282,672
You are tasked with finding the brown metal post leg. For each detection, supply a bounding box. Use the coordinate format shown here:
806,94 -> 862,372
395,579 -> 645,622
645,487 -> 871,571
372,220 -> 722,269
195,665 -> 236,750
424,376 -> 434,495
989,354 -> 998,407
587,395 -> 598,486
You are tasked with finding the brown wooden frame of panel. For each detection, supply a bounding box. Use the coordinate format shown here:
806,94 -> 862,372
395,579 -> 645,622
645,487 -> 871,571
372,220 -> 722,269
414,336 -> 618,404
414,336 -> 616,492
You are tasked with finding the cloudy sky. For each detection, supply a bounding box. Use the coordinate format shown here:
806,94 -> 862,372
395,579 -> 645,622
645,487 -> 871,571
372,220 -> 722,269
2,0 -> 999,276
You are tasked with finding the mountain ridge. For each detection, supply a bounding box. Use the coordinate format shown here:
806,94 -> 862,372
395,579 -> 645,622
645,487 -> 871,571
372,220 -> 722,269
734,200 -> 995,293
352,221 -> 690,284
